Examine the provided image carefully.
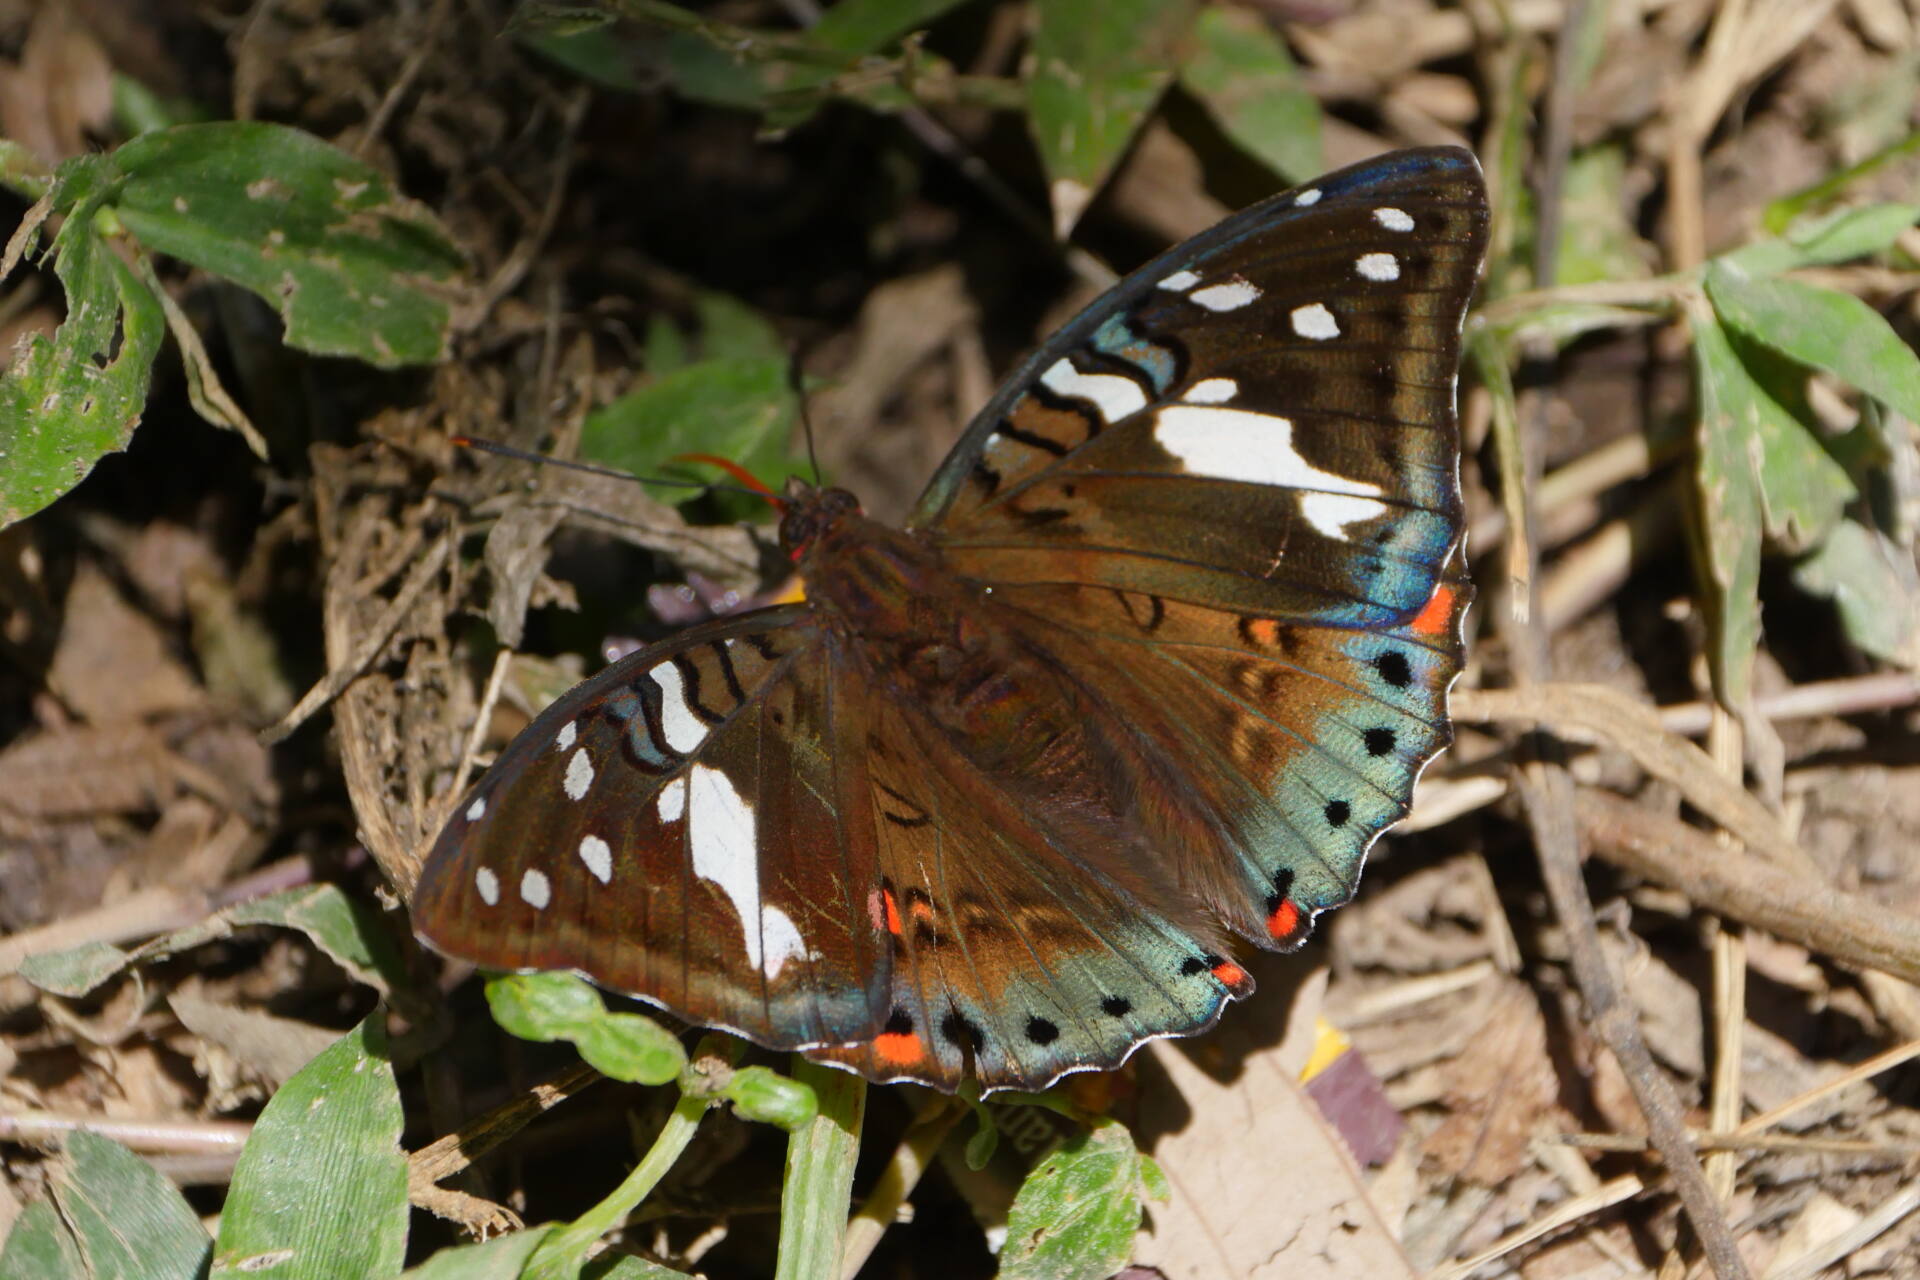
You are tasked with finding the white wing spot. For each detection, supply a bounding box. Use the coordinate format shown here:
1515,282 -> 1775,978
1040,358 -> 1148,425
650,661 -> 708,754
466,796 -> 486,822
1157,268 -> 1202,292
556,721 -> 577,751
564,747 -> 595,801
687,764 -> 812,979
578,835 -> 613,884
1295,187 -> 1322,206
1189,280 -> 1262,312
520,869 -> 552,909
1290,303 -> 1341,341
1154,405 -> 1387,540
1356,252 -> 1400,282
1184,377 -> 1239,404
475,867 -> 500,905
658,775 -> 686,824
1373,207 -> 1415,232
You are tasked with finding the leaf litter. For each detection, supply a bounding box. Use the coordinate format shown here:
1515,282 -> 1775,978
2,1 -> 1920,1278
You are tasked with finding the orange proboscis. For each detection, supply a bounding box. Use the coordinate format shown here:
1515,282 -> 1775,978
1410,583 -> 1455,637
671,453 -> 785,509
872,1030 -> 923,1066
1266,898 -> 1301,940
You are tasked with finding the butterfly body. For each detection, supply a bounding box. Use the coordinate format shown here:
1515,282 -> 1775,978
415,147 -> 1490,1092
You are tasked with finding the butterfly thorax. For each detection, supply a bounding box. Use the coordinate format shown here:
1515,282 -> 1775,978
783,482 -> 1089,783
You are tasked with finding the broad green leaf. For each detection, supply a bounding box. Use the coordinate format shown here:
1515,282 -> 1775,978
0,1201 -> 84,1278
403,1226 -> 558,1279
51,1131 -> 211,1280
1793,517 -> 1920,668
487,972 -> 688,1084
1178,7 -> 1320,182
14,940 -> 131,996
1027,0 -> 1199,236
1690,303 -> 1855,705
0,221 -> 165,528
109,122 -> 466,366
1721,202 -> 1920,276
997,1119 -> 1149,1280
580,355 -> 800,500
212,1015 -> 407,1279
1705,261 -> 1920,424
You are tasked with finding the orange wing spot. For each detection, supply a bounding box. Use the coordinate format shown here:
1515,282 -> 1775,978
1245,617 -> 1283,647
1266,898 -> 1301,940
908,897 -> 935,922
872,1031 -> 923,1066
881,890 -> 903,936
1211,960 -> 1251,990
1410,583 -> 1455,636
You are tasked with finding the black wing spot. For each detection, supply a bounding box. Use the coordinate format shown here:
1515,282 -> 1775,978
1374,651 -> 1413,688
1101,995 -> 1132,1018
971,459 -> 1002,497
941,1011 -> 985,1050
1180,956 -> 1208,977
1364,727 -> 1397,756
1024,1016 -> 1061,1045
1325,799 -> 1352,827
884,1007 -> 914,1035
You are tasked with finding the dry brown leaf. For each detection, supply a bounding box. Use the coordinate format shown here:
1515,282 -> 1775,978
46,564 -> 205,724
1421,979 -> 1565,1186
168,986 -> 340,1091
0,723 -> 182,819
1133,966 -> 1419,1280
0,6 -> 112,164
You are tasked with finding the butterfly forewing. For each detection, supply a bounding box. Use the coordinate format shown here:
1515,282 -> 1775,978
413,607 -> 893,1050
916,147 -> 1487,630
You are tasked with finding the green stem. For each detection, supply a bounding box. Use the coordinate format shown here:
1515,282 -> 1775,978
524,1090 -> 711,1280
774,1059 -> 866,1280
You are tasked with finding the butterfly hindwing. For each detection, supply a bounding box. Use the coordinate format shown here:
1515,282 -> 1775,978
413,607 -> 893,1051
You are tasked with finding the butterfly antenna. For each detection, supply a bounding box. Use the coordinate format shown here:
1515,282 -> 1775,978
450,436 -> 770,502
787,345 -> 823,485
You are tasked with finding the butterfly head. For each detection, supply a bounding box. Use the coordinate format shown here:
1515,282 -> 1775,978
778,479 -> 863,563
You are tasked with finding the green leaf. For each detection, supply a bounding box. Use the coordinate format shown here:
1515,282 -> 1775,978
14,884 -> 407,1000
1027,0 -> 1199,236
725,1065 -> 818,1131
1177,6 -> 1320,182
487,971 -> 605,1040
579,355 -> 800,500
108,122 -> 466,367
1690,302 -> 1855,705
226,883 -> 409,997
0,1201 -> 84,1279
574,1011 -> 690,1085
14,940 -> 132,996
0,219 -> 166,528
403,1226 -> 558,1279
51,1131 -> 211,1280
487,972 -> 688,1085
775,1060 -> 864,1280
997,1118 -> 1150,1280
1720,202 -> 1920,276
1792,516 -> 1920,667
590,1258 -> 697,1279
212,1015 -> 407,1279
1705,260 -> 1920,424
1554,146 -> 1653,287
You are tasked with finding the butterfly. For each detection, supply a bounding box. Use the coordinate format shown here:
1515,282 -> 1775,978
413,147 -> 1490,1094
